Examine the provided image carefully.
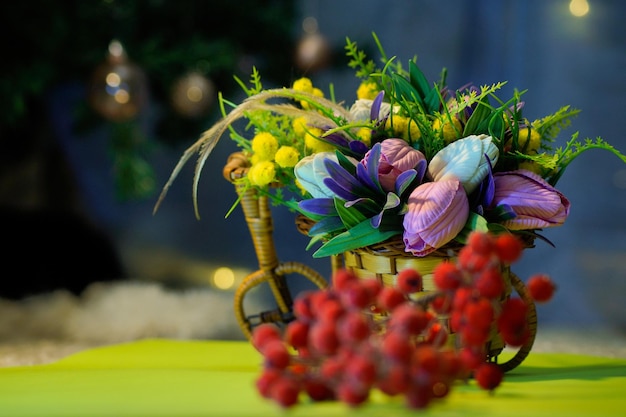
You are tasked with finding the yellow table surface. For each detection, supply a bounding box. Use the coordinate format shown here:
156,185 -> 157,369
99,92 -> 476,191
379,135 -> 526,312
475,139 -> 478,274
0,339 -> 625,417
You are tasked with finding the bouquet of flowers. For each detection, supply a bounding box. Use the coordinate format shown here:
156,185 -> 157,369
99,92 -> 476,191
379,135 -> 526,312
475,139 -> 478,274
155,33 -> 625,259
153,33 -> 626,410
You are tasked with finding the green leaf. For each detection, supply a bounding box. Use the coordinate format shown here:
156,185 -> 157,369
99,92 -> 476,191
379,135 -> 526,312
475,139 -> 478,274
392,74 -> 423,108
455,212 -> 489,243
424,88 -> 442,114
408,60 -> 432,100
312,219 -> 400,258
335,150 -> 358,176
487,109 -> 506,145
463,96 -> 492,136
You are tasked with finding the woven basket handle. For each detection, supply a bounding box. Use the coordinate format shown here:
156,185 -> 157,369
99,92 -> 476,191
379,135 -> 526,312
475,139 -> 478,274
234,262 -> 328,340
223,152 -> 328,340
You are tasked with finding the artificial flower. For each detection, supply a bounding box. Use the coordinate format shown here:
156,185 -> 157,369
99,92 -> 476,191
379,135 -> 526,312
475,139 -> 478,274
294,152 -> 356,199
155,33 -> 625,257
492,170 -> 570,230
274,146 -> 300,168
428,135 -> 499,194
349,98 -> 393,123
362,138 -> 426,193
247,160 -> 276,187
403,179 -> 469,256
251,132 -> 278,161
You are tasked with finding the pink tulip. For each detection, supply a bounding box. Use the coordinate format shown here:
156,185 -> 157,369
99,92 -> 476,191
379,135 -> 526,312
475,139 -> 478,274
493,170 -> 570,230
362,138 -> 426,192
403,179 -> 469,256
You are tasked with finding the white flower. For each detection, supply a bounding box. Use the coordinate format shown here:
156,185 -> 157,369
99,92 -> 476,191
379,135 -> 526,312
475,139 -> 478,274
294,151 -> 357,198
348,99 -> 394,122
427,134 -> 499,194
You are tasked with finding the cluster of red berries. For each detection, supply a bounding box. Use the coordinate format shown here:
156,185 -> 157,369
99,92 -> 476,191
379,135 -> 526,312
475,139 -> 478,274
252,231 -> 556,409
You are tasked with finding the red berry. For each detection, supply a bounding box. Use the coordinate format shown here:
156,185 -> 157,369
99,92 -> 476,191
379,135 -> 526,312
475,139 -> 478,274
449,310 -> 464,332
251,323 -> 282,351
458,246 -> 493,273
377,286 -> 407,312
345,354 -> 377,389
396,268 -> 423,293
404,384 -> 434,409
452,287 -> 474,311
292,291 -> 315,321
439,349 -> 464,379
411,344 -> 441,375
388,303 -> 431,335
497,298 -> 530,346
474,362 -> 503,391
262,339 -> 291,369
338,311 -> 371,342
494,234 -> 524,264
361,278 -> 383,299
500,323 -> 530,347
270,376 -> 301,408
475,267 -> 505,299
309,290 -> 336,313
285,320 -> 309,349
256,367 -> 282,398
464,298 -> 494,328
317,298 -> 345,322
433,261 -> 463,290
498,298 -> 528,326
333,268 -> 359,290
336,381 -> 369,406
341,282 -> 373,310
381,331 -> 413,363
459,346 -> 486,372
319,356 -> 345,380
431,293 -> 452,314
460,323 -> 490,347
527,274 -> 556,302
309,321 -> 339,355
467,231 -> 496,255
304,378 -> 335,401
377,362 -> 410,396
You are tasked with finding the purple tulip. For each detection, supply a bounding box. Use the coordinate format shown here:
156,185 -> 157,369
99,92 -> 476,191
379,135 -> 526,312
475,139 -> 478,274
492,169 -> 570,230
362,138 -> 426,193
403,179 -> 469,257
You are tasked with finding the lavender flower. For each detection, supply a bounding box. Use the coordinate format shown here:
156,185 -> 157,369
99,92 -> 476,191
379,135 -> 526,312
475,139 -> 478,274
361,138 -> 426,193
492,170 -> 571,230
403,179 -> 469,256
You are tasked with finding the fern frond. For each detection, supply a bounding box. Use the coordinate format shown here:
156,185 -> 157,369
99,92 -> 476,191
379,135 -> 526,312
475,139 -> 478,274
533,105 -> 581,144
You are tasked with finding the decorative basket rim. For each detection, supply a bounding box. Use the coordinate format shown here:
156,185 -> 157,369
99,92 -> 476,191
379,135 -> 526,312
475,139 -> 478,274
295,213 -> 536,259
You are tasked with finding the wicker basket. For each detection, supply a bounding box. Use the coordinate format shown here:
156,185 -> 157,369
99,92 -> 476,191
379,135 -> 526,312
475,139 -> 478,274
225,151 -> 536,372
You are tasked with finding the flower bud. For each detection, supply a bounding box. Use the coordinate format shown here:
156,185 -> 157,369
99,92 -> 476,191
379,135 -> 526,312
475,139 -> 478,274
294,152 -> 357,198
403,179 -> 469,256
492,169 -> 570,229
362,138 -> 426,193
428,135 -> 499,194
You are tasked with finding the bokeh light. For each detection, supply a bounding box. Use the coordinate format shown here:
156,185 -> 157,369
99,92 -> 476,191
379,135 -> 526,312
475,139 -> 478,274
569,0 -> 590,17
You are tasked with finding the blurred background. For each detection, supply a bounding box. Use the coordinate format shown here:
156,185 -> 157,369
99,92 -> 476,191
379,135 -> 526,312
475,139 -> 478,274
1,0 -> 625,348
